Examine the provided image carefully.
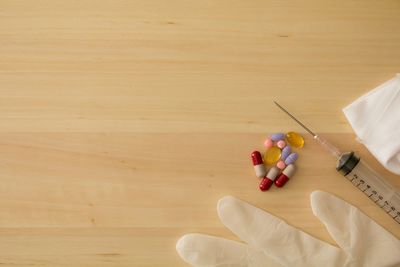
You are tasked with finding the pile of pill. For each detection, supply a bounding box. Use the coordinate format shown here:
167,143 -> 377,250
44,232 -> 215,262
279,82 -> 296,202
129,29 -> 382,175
251,132 -> 304,191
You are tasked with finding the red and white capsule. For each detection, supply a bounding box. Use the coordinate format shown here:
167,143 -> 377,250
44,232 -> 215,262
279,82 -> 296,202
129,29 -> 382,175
259,167 -> 280,191
275,164 -> 296,187
251,151 -> 266,178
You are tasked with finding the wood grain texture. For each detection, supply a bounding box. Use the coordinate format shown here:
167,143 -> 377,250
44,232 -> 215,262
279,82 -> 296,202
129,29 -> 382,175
0,0 -> 399,266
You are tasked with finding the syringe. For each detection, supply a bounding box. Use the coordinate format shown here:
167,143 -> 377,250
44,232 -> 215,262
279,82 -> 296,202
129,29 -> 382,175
274,101 -> 400,224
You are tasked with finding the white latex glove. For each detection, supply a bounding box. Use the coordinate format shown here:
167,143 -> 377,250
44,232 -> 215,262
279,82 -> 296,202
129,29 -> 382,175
176,191 -> 400,267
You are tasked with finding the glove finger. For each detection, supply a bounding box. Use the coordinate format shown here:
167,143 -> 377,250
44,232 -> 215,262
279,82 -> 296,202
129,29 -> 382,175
217,196 -> 346,267
176,233 -> 281,267
311,190 -> 400,266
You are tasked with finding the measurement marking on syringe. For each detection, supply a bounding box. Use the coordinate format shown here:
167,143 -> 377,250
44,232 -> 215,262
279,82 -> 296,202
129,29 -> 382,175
365,193 -> 399,223
349,173 -> 400,224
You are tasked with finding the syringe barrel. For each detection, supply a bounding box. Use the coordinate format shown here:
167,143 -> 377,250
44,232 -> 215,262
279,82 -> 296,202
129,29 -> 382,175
336,152 -> 400,224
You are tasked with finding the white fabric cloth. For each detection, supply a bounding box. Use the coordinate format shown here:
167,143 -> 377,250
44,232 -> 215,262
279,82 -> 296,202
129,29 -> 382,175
343,74 -> 400,175
176,191 -> 400,267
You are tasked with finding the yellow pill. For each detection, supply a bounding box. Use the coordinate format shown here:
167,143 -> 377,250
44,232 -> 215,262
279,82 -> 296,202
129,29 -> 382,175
264,146 -> 281,165
286,131 -> 304,148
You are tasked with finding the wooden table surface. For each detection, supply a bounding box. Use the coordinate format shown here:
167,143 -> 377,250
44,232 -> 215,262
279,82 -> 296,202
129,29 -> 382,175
1,1 -> 400,266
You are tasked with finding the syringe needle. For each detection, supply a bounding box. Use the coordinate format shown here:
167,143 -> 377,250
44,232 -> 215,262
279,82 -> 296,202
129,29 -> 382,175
273,101 -> 341,159
273,101 -> 316,137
